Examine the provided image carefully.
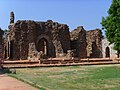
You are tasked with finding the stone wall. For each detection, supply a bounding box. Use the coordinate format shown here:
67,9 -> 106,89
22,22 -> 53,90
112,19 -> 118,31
0,29 -> 4,59
4,19 -> 71,60
70,26 -> 87,58
70,27 -> 103,58
86,29 -> 103,58
102,38 -> 117,58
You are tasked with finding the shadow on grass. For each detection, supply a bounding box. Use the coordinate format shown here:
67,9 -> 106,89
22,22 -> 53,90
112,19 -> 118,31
0,68 -> 12,74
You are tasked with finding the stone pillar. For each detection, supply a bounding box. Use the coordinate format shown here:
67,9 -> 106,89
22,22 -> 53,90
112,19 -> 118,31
44,41 -> 47,55
10,11 -> 14,24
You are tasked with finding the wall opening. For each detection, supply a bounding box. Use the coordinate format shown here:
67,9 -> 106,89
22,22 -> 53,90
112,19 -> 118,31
37,38 -> 48,56
105,46 -> 110,58
4,46 -> 7,58
10,41 -> 14,59
7,42 -> 9,58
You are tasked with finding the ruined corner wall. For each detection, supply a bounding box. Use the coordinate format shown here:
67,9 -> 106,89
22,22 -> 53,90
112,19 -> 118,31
0,29 -> 4,59
4,20 -> 38,60
70,26 -> 87,58
70,27 -> 103,58
86,29 -> 103,58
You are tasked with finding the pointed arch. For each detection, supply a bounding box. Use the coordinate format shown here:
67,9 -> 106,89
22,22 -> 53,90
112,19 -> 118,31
105,46 -> 110,58
37,38 -> 48,55
36,34 -> 56,57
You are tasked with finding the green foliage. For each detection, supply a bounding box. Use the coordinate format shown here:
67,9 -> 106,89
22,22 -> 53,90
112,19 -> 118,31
4,29 -> 8,32
4,29 -> 8,34
101,0 -> 120,54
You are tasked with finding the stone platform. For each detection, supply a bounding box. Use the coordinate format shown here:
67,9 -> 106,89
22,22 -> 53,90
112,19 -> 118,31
2,58 -> 120,68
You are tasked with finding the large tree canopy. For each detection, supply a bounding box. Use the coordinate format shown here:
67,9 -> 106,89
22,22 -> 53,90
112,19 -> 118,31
101,0 -> 120,55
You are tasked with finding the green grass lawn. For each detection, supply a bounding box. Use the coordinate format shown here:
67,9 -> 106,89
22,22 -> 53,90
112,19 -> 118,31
8,65 -> 120,90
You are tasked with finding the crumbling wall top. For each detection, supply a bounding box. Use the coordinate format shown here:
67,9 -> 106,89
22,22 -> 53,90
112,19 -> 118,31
10,11 -> 14,24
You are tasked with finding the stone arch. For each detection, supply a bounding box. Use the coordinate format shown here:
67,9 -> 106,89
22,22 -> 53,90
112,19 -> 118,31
36,34 -> 55,57
37,38 -> 48,55
36,34 -> 51,44
105,46 -> 110,58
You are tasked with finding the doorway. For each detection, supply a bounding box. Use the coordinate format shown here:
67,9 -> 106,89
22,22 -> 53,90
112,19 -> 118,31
10,41 -> 14,59
105,46 -> 110,58
37,38 -> 48,55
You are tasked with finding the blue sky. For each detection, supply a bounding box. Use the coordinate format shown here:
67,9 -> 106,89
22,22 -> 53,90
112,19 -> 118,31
0,0 -> 112,31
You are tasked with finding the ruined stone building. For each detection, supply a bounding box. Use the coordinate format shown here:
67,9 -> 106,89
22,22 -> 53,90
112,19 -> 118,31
3,12 -> 105,60
4,12 -> 71,60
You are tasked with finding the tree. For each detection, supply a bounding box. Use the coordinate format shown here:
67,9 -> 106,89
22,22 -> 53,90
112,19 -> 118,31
101,0 -> 120,57
4,29 -> 8,34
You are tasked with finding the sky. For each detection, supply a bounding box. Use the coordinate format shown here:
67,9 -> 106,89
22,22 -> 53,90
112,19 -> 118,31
0,0 -> 112,31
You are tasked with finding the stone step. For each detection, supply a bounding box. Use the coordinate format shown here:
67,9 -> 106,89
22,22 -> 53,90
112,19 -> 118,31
3,58 -> 120,69
3,60 -> 39,64
38,58 -> 113,64
3,59 -> 112,65
3,61 -> 120,69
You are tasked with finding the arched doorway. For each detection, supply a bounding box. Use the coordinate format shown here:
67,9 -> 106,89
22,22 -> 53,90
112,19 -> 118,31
37,38 -> 48,56
10,41 -> 14,59
105,46 -> 110,58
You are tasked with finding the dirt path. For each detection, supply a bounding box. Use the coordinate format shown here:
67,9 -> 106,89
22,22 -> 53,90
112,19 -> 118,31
0,74 -> 38,90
